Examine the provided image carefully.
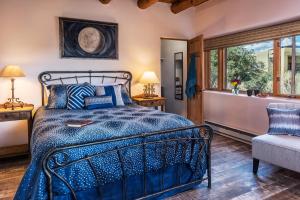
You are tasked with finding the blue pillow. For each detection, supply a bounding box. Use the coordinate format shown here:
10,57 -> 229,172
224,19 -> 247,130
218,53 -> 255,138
85,96 -> 114,110
267,108 -> 300,136
46,85 -> 68,109
96,85 -> 125,106
121,85 -> 133,105
67,84 -> 96,110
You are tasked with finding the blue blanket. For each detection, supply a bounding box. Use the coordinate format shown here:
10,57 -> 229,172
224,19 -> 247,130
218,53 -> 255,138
15,105 -> 207,200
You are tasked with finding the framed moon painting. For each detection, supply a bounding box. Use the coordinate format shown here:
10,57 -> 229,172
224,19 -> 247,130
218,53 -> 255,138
59,17 -> 118,59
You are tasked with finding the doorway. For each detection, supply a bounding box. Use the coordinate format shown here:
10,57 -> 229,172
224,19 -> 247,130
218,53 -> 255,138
160,38 -> 188,117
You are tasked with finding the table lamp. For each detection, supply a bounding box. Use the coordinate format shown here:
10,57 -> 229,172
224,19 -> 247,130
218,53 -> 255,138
139,71 -> 160,98
0,65 -> 26,110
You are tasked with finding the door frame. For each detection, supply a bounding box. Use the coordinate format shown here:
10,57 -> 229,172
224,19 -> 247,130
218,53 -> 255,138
160,38 -> 188,115
187,35 -> 204,124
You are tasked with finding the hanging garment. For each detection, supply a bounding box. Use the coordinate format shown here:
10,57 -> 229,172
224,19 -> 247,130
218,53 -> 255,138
185,53 -> 197,98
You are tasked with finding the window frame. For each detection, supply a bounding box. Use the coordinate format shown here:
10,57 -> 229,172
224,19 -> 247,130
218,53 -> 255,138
277,35 -> 300,98
223,40 -> 274,93
205,49 -> 224,91
203,19 -> 300,99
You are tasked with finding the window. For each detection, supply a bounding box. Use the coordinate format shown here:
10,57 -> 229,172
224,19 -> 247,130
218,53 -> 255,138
296,36 -> 300,95
225,41 -> 273,93
280,36 -> 300,95
204,18 -> 300,98
280,37 -> 292,94
209,49 -> 218,89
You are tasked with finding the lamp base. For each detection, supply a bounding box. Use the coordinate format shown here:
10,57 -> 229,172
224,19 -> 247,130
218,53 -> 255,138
3,98 -> 24,110
143,83 -> 157,99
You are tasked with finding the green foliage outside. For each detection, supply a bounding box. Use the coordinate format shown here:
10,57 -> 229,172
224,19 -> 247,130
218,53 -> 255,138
210,50 -> 218,88
210,46 -> 273,93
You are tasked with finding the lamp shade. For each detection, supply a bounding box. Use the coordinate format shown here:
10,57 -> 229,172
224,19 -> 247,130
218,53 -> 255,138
140,71 -> 160,84
0,65 -> 25,77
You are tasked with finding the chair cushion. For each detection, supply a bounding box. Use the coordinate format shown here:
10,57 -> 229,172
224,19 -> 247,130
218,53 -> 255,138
252,134 -> 300,173
253,134 -> 300,152
267,108 -> 300,136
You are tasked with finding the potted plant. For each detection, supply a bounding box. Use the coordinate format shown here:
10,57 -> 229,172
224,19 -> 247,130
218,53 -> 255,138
246,89 -> 253,96
231,78 -> 241,95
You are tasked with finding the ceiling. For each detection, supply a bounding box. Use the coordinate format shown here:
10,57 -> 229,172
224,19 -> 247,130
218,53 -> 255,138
99,0 -> 210,14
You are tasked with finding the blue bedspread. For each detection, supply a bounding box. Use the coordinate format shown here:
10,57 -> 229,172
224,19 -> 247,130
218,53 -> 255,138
15,105 -> 207,200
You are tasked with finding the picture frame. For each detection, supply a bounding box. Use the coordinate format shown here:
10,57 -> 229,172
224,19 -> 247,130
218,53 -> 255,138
59,17 -> 118,59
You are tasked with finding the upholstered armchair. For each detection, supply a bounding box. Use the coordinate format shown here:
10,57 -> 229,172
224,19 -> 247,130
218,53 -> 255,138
252,103 -> 300,174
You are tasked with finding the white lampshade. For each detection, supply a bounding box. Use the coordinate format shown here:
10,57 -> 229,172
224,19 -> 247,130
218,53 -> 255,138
0,65 -> 25,78
140,71 -> 160,84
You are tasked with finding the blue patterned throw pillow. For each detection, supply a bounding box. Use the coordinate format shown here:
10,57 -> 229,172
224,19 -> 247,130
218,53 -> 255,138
267,108 -> 300,136
85,96 -> 114,110
96,85 -> 125,106
67,84 -> 96,110
46,85 -> 68,109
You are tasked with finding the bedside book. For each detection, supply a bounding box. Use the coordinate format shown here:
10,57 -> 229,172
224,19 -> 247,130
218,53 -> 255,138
65,120 -> 94,128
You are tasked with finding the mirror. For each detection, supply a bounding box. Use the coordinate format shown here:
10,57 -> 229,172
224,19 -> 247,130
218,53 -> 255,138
174,52 -> 183,100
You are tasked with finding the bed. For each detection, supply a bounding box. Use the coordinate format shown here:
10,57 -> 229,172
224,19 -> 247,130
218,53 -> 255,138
15,71 -> 213,200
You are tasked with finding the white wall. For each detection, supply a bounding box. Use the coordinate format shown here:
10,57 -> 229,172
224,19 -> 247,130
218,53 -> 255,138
194,0 -> 300,39
194,0 -> 300,135
161,39 -> 187,116
204,91 -> 300,135
0,0 -> 195,147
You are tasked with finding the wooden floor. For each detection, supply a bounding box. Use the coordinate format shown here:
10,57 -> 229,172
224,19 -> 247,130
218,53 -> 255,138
1,134 -> 300,200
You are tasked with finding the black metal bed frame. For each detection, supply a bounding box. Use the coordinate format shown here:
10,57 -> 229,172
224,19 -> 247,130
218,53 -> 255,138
39,70 -> 132,106
38,71 -> 213,200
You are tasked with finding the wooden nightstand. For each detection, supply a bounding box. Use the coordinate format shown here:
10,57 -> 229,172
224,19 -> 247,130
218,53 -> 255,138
0,104 -> 34,157
132,96 -> 166,111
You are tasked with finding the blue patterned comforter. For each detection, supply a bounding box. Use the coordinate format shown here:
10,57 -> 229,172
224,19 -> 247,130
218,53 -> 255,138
15,105 -> 207,200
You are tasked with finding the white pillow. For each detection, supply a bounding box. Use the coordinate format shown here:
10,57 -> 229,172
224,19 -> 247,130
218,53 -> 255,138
96,86 -> 106,96
113,85 -> 125,106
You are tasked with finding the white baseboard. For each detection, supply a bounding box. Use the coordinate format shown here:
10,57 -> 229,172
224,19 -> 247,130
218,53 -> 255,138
205,121 -> 255,144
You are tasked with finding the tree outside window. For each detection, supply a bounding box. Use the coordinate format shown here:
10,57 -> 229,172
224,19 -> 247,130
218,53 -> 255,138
209,49 -> 218,89
225,41 -> 273,93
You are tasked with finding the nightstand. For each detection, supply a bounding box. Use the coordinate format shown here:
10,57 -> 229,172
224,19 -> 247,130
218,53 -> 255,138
0,104 -> 34,157
132,96 -> 166,111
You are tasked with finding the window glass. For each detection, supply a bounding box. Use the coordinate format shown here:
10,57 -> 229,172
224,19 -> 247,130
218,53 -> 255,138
225,41 -> 273,92
209,49 -> 218,88
296,36 -> 300,95
280,37 -> 293,95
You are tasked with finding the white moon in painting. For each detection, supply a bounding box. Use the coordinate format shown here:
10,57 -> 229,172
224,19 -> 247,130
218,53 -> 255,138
78,27 -> 102,53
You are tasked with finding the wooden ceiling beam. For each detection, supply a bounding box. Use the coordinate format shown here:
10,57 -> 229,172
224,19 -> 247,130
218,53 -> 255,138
171,0 -> 209,14
137,0 -> 159,9
99,0 -> 111,4
192,0 -> 210,6
171,0 -> 192,14
159,0 -> 176,3
99,0 -> 210,14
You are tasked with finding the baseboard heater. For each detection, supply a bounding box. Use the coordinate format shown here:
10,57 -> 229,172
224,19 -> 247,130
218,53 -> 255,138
205,121 -> 257,144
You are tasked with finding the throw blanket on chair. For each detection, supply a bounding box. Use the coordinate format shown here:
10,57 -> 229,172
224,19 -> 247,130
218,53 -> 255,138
185,53 -> 197,98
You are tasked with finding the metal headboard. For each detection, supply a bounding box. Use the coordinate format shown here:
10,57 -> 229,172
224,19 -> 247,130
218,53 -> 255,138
38,70 -> 132,106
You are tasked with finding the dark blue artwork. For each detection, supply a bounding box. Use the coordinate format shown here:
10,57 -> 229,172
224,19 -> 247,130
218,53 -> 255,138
59,17 -> 118,59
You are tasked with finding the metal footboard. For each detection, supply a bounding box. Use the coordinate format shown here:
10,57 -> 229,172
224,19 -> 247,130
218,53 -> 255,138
42,125 -> 213,200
